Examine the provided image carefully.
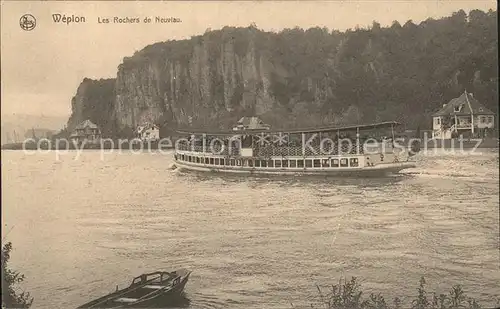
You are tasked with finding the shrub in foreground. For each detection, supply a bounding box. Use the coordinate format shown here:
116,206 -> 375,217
1,242 -> 33,308
312,276 -> 490,309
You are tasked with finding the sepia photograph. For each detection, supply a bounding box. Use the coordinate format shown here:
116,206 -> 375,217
1,1 -> 499,308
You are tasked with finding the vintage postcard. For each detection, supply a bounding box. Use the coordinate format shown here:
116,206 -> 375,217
1,1 -> 498,308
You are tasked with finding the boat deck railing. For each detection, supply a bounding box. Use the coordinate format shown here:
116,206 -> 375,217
176,144 -> 241,156
174,142 -> 386,156
255,143 -> 364,156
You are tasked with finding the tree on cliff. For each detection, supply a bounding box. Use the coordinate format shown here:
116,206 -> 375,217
1,242 -> 33,308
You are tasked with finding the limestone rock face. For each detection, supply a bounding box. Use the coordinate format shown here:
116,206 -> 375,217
66,17 -> 499,136
109,27 -> 281,133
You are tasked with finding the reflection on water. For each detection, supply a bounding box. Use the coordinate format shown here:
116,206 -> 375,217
178,168 -> 409,188
156,293 -> 191,309
2,149 -> 499,309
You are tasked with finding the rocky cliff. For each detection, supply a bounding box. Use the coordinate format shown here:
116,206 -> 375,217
66,10 -> 498,137
67,78 -> 116,135
113,27 -> 279,133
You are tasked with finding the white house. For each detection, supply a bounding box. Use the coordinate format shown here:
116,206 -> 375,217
70,120 -> 101,144
136,123 -> 160,142
232,117 -> 271,131
432,91 -> 495,139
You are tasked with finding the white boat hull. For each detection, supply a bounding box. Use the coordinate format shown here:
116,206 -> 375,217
173,160 -> 416,176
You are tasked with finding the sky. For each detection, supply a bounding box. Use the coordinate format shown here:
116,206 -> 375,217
1,0 -> 497,121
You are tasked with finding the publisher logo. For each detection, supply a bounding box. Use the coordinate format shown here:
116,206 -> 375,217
20,14 -> 36,31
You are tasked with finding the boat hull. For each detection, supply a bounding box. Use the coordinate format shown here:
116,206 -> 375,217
173,160 -> 416,177
77,270 -> 191,309
120,274 -> 190,308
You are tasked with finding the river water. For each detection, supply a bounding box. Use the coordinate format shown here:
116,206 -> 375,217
2,149 -> 499,308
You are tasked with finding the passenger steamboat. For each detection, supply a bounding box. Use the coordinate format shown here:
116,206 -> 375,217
172,121 -> 418,176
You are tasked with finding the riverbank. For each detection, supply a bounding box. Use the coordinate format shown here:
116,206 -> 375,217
422,137 -> 498,149
1,140 -> 174,151
2,137 -> 497,151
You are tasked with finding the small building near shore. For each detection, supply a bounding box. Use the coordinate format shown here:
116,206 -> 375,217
136,123 -> 160,142
432,91 -> 495,139
232,117 -> 270,131
70,120 -> 101,144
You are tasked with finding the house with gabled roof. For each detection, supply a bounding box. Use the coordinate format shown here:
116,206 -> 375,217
432,91 -> 495,139
136,123 -> 160,142
232,117 -> 270,131
70,119 -> 101,144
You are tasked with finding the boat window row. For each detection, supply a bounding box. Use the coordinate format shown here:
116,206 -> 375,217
176,153 -> 360,168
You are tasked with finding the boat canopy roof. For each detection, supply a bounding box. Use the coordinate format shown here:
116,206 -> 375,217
176,121 -> 401,136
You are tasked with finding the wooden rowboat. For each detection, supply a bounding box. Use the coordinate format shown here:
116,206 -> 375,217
77,269 -> 191,308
